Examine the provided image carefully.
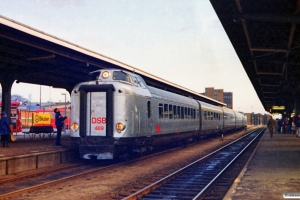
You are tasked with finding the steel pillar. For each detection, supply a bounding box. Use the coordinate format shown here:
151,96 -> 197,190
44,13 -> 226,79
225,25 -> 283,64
0,72 -> 15,121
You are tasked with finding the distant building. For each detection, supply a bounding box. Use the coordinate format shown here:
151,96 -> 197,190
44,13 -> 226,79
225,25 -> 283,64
224,92 -> 233,109
203,87 -> 233,109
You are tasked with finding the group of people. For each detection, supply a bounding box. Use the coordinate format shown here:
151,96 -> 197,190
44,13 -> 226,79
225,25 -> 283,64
272,118 -> 293,134
267,113 -> 300,138
0,108 -> 67,147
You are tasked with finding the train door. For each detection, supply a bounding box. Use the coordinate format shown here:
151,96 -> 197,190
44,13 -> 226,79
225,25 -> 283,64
146,99 -> 153,136
87,92 -> 107,136
78,84 -> 114,138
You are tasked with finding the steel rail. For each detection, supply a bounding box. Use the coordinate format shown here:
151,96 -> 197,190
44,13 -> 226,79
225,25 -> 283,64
193,128 -> 264,199
0,162 -> 120,199
122,128 -> 264,200
0,134 -> 208,199
0,163 -> 84,184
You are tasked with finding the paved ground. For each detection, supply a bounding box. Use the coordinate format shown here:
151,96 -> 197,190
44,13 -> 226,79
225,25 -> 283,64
226,131 -> 300,200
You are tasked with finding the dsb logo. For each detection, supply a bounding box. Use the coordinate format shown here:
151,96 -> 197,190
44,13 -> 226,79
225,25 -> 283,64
91,117 -> 106,124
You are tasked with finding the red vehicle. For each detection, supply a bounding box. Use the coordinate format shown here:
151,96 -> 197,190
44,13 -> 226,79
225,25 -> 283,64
0,101 -> 22,132
34,108 -> 70,129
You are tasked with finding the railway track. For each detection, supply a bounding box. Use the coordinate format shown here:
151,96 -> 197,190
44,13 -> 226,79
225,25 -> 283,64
0,128 -> 256,199
0,160 -> 116,199
121,128 -> 265,200
0,137 -> 205,199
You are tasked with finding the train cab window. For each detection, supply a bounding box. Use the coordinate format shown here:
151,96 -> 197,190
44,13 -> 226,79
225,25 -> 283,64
113,71 -> 131,83
131,76 -> 140,87
136,76 -> 147,89
147,101 -> 151,118
88,71 -> 100,81
173,105 -> 177,119
159,103 -> 163,119
164,104 -> 168,119
169,104 -> 173,119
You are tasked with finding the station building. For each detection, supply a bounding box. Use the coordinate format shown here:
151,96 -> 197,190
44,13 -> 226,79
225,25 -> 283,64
202,87 -> 233,109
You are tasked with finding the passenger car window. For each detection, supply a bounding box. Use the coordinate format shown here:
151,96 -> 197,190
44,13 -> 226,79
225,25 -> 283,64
147,101 -> 151,118
164,104 -> 168,119
181,107 -> 184,119
159,103 -> 163,119
173,105 -> 177,119
169,104 -> 173,119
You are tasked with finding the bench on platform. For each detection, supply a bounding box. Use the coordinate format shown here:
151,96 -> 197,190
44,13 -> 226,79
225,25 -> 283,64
24,126 -> 55,140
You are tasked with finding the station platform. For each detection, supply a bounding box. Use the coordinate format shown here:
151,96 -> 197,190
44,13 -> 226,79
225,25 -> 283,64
226,130 -> 300,200
0,130 -> 74,158
0,131 -> 78,175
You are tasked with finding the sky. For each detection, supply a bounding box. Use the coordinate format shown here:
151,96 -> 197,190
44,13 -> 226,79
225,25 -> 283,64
0,0 -> 267,113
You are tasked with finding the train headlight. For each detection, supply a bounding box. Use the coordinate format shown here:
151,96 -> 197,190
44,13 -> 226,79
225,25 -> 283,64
102,71 -> 110,79
71,122 -> 79,131
116,123 -> 126,132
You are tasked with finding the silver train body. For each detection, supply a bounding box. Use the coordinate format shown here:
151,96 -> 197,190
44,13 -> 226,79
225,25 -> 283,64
70,69 -> 247,159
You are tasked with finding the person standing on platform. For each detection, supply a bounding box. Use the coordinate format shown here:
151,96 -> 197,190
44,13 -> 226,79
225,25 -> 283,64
267,116 -> 275,138
287,117 -> 292,134
276,119 -> 281,133
0,111 -> 10,147
54,108 -> 67,147
294,113 -> 300,137
280,119 -> 285,133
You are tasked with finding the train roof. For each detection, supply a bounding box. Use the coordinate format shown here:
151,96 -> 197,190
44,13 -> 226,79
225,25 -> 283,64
89,69 -> 226,106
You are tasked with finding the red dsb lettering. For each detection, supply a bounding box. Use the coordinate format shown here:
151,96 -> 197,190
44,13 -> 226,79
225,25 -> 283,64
91,117 -> 106,124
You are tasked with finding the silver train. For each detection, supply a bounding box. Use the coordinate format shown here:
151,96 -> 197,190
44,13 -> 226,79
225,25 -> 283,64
70,69 -> 247,159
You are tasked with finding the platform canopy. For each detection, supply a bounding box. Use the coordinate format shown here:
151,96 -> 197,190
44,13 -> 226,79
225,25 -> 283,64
210,0 -> 300,114
0,15 -> 224,107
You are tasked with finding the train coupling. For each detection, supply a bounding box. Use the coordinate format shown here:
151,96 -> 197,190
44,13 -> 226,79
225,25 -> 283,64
79,137 -> 115,159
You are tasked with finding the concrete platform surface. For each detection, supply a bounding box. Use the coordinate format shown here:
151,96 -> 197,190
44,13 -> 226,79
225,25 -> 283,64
226,131 -> 300,200
0,131 -> 74,158
0,131 -> 78,175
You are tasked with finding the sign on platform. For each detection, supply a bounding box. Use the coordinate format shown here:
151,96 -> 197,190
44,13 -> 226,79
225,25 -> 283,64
33,113 -> 51,124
